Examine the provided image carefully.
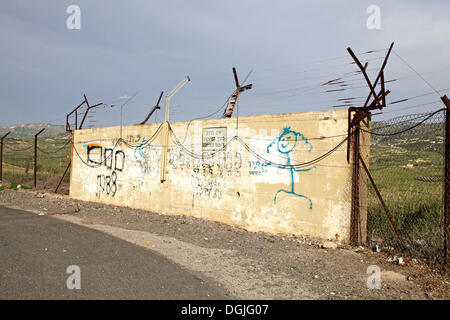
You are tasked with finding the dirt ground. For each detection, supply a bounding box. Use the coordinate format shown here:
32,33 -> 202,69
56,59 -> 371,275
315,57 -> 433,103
0,187 -> 449,300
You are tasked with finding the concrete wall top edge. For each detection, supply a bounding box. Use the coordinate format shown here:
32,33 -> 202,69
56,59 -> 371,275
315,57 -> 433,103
74,109 -> 348,136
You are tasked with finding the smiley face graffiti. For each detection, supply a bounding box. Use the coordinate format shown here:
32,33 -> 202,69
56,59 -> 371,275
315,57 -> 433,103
264,127 -> 316,209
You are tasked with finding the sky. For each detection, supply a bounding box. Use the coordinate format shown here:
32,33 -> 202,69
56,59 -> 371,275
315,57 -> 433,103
0,0 -> 449,128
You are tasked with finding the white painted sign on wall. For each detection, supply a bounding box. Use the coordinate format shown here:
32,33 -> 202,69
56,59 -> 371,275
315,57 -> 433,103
202,127 -> 227,152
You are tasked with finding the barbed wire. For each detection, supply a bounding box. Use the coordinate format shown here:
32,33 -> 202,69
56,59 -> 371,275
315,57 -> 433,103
66,107 -> 447,171
362,108 -> 445,137
253,48 -> 387,74
36,139 -> 72,154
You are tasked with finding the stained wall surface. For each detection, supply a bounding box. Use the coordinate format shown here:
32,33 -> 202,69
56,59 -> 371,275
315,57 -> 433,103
70,109 -> 369,242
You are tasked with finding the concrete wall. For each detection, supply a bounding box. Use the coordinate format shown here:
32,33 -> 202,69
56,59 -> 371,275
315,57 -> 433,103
70,109 -> 369,243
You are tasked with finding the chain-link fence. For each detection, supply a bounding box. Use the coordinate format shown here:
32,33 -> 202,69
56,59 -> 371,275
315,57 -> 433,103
0,135 -> 71,192
1,107 -> 448,267
363,108 -> 446,266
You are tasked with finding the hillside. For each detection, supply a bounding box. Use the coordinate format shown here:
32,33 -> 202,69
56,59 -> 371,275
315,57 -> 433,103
0,123 -> 69,139
370,120 -> 444,154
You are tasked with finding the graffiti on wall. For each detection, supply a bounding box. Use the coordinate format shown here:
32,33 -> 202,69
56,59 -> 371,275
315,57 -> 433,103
202,127 -> 227,152
191,167 -> 223,199
86,143 -> 125,171
263,127 -> 316,209
133,138 -> 160,174
248,160 -> 268,176
80,127 -> 314,204
171,150 -> 241,173
85,142 -> 125,197
97,171 -> 117,196
169,146 -> 241,199
171,147 -> 241,178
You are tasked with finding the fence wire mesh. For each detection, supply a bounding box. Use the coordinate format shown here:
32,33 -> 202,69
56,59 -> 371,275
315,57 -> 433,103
1,135 -> 71,192
0,108 -> 447,267
363,108 -> 446,266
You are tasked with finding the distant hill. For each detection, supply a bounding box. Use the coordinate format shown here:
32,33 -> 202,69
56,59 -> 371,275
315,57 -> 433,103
0,123 -> 69,139
370,121 -> 444,154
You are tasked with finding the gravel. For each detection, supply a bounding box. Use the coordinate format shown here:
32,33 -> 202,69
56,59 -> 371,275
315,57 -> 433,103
1,188 -> 449,299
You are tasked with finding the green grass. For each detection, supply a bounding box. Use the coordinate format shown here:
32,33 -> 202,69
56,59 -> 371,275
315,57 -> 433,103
7,182 -> 31,190
367,135 -> 444,262
1,137 -> 71,185
0,123 -> 445,262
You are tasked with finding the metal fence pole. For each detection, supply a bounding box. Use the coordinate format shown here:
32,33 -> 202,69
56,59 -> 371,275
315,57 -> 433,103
34,128 -> 45,188
351,120 -> 361,245
55,161 -> 70,193
442,95 -> 450,271
359,153 -> 405,249
0,132 -> 11,182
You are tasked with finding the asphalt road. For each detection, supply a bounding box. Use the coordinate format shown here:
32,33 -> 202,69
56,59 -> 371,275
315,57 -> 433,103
0,206 -> 229,299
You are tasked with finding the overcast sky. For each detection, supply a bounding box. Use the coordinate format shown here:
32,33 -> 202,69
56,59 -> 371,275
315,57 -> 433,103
0,0 -> 449,127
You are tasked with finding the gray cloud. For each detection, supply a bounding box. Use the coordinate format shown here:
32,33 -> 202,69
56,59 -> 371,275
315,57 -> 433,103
0,0 -> 449,127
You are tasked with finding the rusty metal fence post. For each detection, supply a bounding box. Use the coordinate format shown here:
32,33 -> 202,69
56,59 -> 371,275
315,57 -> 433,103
0,132 -> 11,182
442,95 -> 450,271
34,128 -> 45,188
351,123 -> 361,245
345,43 -> 393,246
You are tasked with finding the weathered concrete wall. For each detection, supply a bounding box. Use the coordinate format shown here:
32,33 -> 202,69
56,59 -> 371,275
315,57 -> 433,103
70,109 -> 369,243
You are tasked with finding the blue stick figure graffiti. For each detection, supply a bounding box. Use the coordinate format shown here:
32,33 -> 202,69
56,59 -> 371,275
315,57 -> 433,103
263,127 -> 316,209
